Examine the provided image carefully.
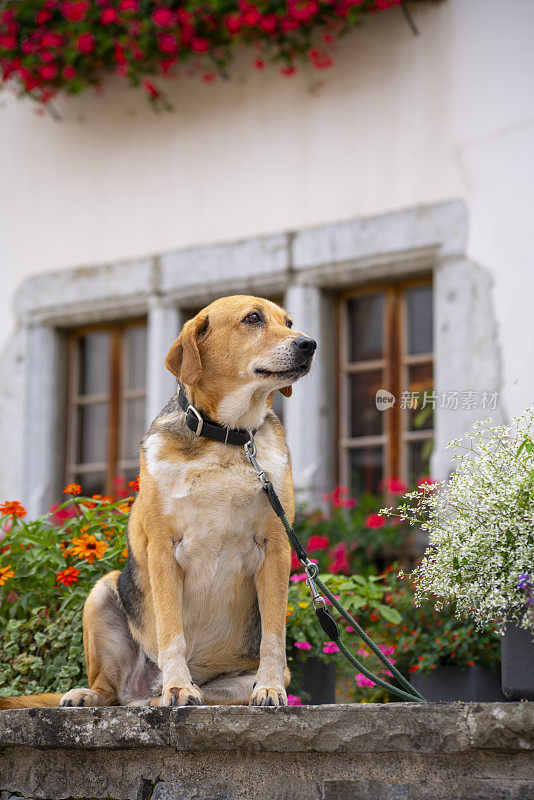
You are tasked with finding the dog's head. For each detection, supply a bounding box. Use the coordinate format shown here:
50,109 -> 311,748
164,295 -> 316,425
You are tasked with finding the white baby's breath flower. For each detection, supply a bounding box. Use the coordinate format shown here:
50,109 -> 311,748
383,407 -> 534,634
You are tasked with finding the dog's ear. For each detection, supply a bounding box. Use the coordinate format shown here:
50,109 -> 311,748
165,315 -> 208,386
280,386 -> 292,398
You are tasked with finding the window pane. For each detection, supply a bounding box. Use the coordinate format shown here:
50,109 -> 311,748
348,294 -> 384,362
78,332 -> 110,396
407,439 -> 433,486
407,362 -> 434,431
406,286 -> 433,355
125,325 -> 147,391
349,371 -> 383,437
121,398 -> 145,462
349,447 -> 383,496
73,471 -> 106,497
76,403 -> 108,464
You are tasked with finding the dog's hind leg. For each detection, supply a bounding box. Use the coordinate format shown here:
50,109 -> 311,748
200,667 -> 290,705
60,571 -> 140,707
199,671 -> 257,705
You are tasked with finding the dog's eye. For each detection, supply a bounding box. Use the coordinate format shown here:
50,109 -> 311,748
286,320 -> 293,329
243,312 -> 261,324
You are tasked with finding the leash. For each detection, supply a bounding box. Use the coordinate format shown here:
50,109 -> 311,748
176,385 -> 424,702
244,435 -> 426,704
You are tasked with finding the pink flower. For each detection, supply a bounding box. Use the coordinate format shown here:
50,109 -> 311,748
355,673 -> 375,688
365,513 -> 385,529
378,644 -> 395,656
40,64 -> 58,80
158,34 -> 179,54
290,573 -> 307,582
356,648 -> 369,657
322,642 -> 340,654
287,694 -> 302,705
346,626 -> 354,633
295,641 -> 312,651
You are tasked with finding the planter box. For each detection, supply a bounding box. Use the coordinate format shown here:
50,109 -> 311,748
501,621 -> 534,700
411,664 -> 504,702
299,656 -> 336,704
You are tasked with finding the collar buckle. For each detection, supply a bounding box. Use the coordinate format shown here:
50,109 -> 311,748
187,404 -> 204,437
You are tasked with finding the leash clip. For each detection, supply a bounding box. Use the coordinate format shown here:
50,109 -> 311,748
244,435 -> 269,489
303,560 -> 326,609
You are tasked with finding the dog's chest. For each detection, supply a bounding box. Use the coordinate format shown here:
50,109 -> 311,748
145,428 -> 288,577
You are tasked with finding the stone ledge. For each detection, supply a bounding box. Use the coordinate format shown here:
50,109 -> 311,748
1,703 -> 533,800
1,703 -> 533,754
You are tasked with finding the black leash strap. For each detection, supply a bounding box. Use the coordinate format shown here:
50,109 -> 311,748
244,437 -> 425,703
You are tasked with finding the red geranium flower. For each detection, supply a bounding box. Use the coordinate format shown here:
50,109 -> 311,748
36,9 -> 53,25
365,513 -> 385,529
143,80 -> 160,99
63,65 -> 76,79
191,37 -> 209,53
41,31 -> 63,48
101,8 -> 118,25
60,1 -> 89,23
323,486 -> 355,509
158,34 -> 179,54
77,33 -> 95,54
328,542 -> 350,574
307,535 -> 329,552
152,8 -> 175,27
119,0 -> 140,12
40,64 -> 58,80
379,476 -> 408,495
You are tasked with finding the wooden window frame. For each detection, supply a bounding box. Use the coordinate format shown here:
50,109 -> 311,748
338,277 -> 433,491
65,318 -> 147,495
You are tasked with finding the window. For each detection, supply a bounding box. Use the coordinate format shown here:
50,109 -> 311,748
65,321 -> 147,496
339,281 -> 433,496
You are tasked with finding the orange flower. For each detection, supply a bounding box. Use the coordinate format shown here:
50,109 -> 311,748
0,564 -> 15,586
122,548 -> 129,559
0,500 -> 27,518
129,477 -> 140,492
56,566 -> 81,586
69,533 -> 108,564
64,483 -> 81,495
103,529 -> 115,540
116,502 -> 132,514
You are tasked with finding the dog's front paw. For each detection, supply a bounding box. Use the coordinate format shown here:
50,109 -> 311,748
249,684 -> 287,707
160,683 -> 203,707
60,688 -> 111,707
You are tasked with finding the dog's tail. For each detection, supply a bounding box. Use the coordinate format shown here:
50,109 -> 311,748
0,693 -> 63,710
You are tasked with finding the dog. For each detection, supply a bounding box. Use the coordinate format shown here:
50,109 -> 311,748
0,295 -> 316,709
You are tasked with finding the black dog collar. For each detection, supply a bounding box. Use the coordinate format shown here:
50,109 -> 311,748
176,384 -> 256,446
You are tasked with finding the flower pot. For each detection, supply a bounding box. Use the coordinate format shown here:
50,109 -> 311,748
411,665 -> 504,702
299,657 -> 336,704
501,621 -> 534,700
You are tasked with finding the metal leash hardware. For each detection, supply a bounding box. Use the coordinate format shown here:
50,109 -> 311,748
244,434 -> 426,703
244,433 -> 269,489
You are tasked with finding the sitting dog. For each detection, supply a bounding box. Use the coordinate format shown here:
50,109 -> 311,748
0,295 -> 316,709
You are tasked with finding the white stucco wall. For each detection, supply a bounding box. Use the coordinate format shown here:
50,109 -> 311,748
0,0 -> 533,422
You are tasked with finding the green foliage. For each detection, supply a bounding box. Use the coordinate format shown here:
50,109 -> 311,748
0,491 -> 131,695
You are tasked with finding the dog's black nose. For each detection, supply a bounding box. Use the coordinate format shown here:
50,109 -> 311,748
293,337 -> 317,353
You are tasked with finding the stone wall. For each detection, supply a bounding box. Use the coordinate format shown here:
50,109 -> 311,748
1,703 -> 533,800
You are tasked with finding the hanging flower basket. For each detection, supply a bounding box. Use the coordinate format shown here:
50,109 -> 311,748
0,0 -> 428,110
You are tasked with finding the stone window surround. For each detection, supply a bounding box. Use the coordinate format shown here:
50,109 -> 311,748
17,199 -> 501,517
